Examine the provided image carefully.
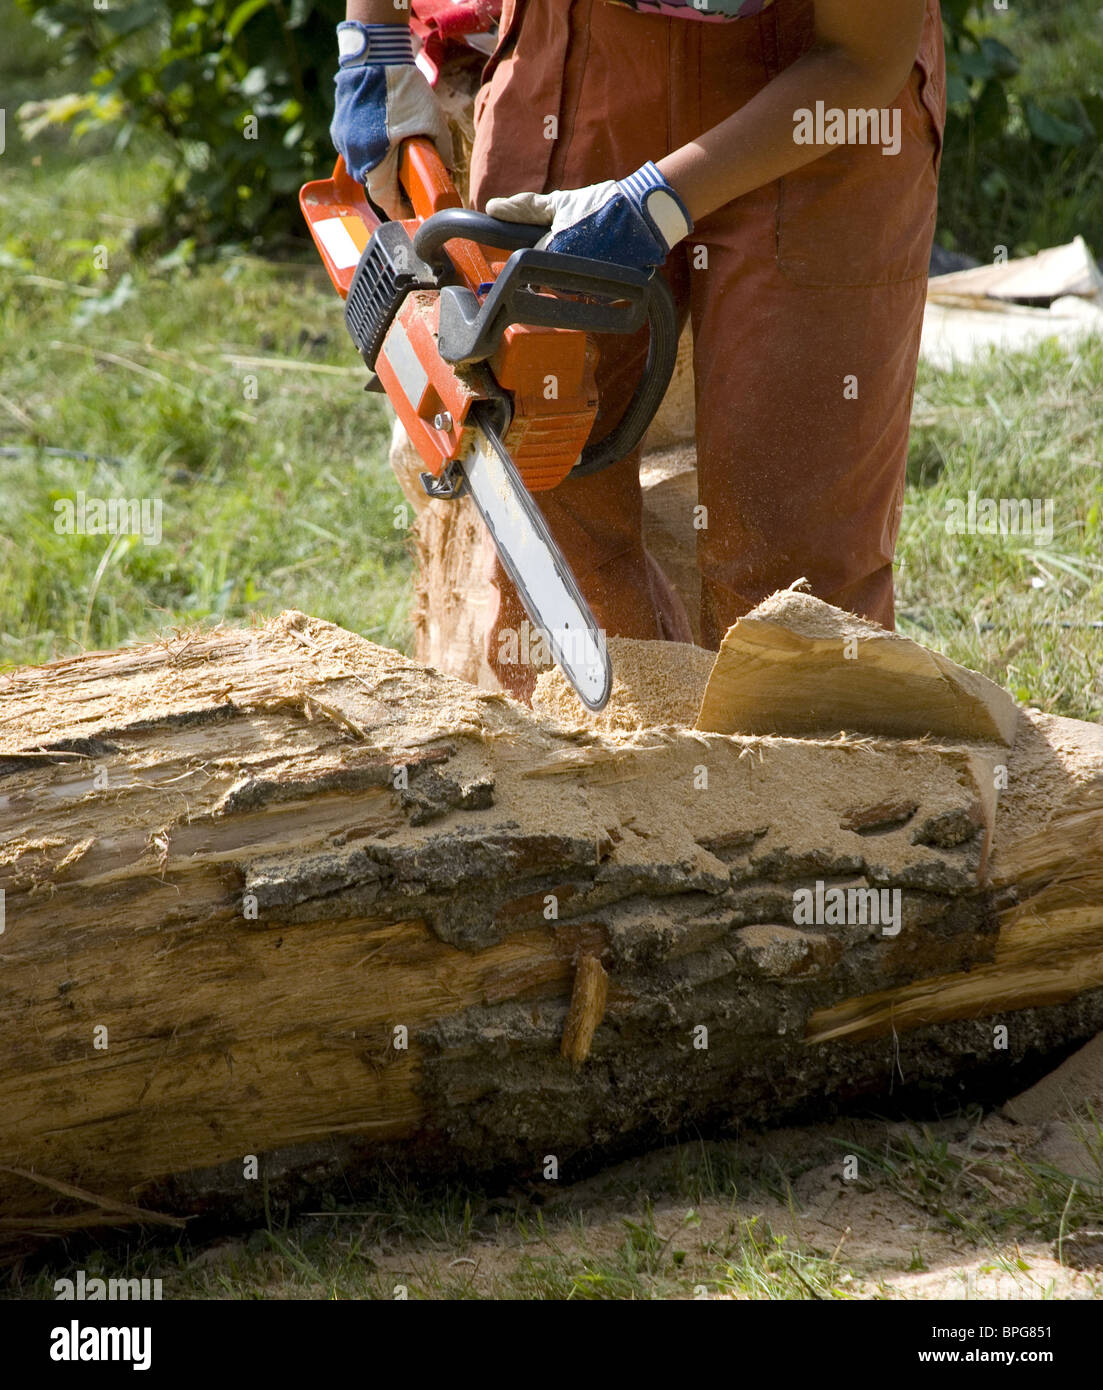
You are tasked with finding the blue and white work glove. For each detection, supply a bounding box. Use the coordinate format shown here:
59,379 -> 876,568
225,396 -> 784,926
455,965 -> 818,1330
484,162 -> 693,272
330,21 -> 453,219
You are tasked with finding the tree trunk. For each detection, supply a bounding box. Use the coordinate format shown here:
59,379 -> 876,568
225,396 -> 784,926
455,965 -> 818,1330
1,605 -> 1101,1248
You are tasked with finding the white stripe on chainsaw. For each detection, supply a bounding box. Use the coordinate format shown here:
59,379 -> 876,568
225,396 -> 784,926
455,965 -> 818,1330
314,216 -> 362,271
380,319 -> 428,409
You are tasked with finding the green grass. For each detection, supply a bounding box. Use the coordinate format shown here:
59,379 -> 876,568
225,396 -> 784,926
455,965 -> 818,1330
5,1145 -> 867,1300
823,1119 -> 1103,1303
842,1113 -> 1103,1250
0,149 -> 411,662
0,5 -> 412,665
898,341 -> 1103,722
12,1120 -> 1103,1300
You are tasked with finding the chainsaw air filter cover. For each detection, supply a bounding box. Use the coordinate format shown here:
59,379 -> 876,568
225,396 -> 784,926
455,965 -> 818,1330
344,223 -> 437,371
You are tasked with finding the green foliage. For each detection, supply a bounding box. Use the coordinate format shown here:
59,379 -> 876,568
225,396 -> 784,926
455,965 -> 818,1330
17,0 -> 340,248
941,0 -> 1096,146
937,0 -> 1103,257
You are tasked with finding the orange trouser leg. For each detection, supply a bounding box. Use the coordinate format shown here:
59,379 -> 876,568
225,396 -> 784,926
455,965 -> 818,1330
688,193 -> 932,644
687,0 -> 944,644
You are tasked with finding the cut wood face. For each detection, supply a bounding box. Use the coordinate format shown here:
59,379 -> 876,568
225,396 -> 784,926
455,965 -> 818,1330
697,589 -> 1022,746
0,608 -> 1100,1249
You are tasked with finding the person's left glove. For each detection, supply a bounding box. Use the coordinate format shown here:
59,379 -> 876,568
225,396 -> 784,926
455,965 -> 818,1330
330,21 -> 453,219
484,162 -> 693,273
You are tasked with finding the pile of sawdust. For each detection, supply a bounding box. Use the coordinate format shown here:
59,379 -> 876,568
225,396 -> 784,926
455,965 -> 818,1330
532,636 -> 715,731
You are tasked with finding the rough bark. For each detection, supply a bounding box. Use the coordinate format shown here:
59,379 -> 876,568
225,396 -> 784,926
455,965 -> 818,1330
1,608 -> 1101,1247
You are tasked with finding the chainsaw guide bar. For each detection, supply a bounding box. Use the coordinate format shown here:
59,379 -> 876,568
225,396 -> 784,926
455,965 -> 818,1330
461,409 -> 613,712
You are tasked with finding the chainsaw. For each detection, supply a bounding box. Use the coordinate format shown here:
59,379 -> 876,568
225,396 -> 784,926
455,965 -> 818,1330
299,139 -> 677,711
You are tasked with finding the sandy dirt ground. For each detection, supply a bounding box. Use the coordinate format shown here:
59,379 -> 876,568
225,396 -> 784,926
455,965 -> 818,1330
350,1109 -> 1102,1300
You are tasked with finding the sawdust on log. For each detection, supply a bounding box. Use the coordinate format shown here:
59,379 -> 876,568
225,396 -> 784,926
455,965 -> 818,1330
532,636 -> 715,731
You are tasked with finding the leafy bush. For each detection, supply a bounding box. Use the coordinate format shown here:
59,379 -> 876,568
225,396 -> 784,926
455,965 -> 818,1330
19,0 -> 339,248
938,0 -> 1103,256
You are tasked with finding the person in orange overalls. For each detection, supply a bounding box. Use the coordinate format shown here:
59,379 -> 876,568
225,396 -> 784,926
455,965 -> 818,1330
331,0 -> 945,702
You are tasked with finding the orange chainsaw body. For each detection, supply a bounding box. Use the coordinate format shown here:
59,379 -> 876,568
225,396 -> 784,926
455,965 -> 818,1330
299,144 -> 599,493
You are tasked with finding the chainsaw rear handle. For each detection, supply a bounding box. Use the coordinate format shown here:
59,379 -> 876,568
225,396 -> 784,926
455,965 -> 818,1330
395,139 -> 679,479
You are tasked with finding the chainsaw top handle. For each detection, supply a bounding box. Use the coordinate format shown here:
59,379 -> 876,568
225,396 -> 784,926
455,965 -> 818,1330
413,207 -> 546,264
413,207 -> 678,481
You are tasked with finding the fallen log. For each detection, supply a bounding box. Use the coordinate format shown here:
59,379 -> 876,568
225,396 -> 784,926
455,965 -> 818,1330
1,603 -> 1101,1248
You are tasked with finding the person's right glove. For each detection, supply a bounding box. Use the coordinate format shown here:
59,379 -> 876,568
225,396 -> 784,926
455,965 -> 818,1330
329,21 -> 453,219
